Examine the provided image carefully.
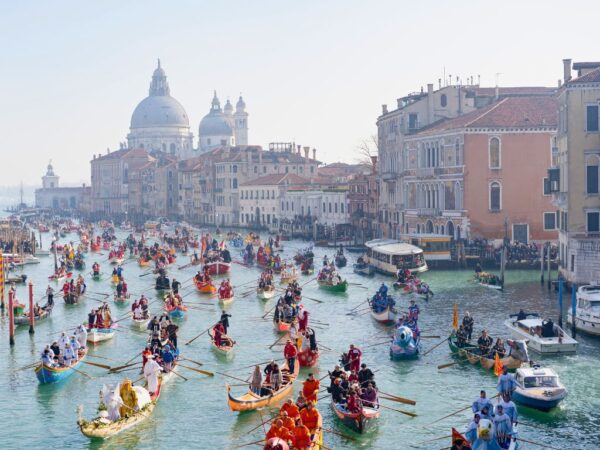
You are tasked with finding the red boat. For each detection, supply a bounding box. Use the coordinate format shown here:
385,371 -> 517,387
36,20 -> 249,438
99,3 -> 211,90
298,348 -> 320,367
204,261 -> 231,275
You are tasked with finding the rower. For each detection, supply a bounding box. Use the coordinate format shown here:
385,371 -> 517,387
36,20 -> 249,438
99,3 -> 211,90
477,330 -> 493,355
357,363 -> 375,387
360,382 -> 379,409
472,390 -> 494,414
497,368 -> 517,397
462,312 -> 474,341
266,419 -> 292,442
283,339 -> 298,373
299,401 -> 320,435
280,398 -> 300,419
491,338 -> 506,358
497,392 -> 518,423
347,344 -> 362,373
456,325 -> 468,347
292,418 -> 311,450
493,405 -> 513,448
171,278 -> 181,294
220,310 -> 232,334
464,414 -> 480,444
408,298 -> 420,321
328,364 -> 344,387
302,373 -> 320,403
330,378 -> 347,404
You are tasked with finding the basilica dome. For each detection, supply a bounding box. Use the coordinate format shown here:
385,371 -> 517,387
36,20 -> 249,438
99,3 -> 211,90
198,92 -> 234,136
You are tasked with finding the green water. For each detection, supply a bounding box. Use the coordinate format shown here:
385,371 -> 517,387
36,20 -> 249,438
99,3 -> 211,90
1,231 -> 598,449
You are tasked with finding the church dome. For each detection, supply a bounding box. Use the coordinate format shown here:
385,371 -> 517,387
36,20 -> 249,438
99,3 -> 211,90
131,95 -> 189,128
198,92 -> 233,136
130,60 -> 190,129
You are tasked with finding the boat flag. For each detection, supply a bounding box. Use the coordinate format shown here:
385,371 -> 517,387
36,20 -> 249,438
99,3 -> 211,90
493,351 -> 504,377
219,240 -> 225,250
451,428 -> 472,449
452,303 -> 458,330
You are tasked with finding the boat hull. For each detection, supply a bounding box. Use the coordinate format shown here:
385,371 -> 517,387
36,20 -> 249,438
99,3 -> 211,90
273,319 -> 292,332
330,401 -> 379,433
370,307 -> 397,325
298,349 -> 319,367
448,335 -> 524,372
567,312 -> 600,336
205,262 -> 231,275
131,317 -> 150,330
257,288 -> 276,300
209,328 -> 235,357
87,328 -> 115,344
512,388 -> 567,411
35,349 -> 87,384
317,280 -> 348,292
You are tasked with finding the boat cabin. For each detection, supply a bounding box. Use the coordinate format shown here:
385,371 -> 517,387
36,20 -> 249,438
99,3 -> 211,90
516,367 -> 560,389
364,239 -> 427,276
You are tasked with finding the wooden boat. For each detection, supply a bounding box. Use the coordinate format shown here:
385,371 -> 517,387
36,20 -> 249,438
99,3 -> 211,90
448,334 -> 529,372
208,328 -> 235,357
353,262 -> 374,276
138,258 -> 151,267
257,286 -> 276,301
87,327 -> 116,344
196,280 -> 217,294
204,261 -> 231,275
92,272 -> 103,281
49,271 -> 72,282
317,279 -> 348,292
165,303 -> 188,319
35,348 -> 88,384
12,300 -> 26,316
78,373 -> 164,439
109,256 -> 124,265
131,314 -> 150,330
5,274 -> 27,284
227,360 -> 300,412
390,326 -> 420,360
335,254 -> 347,268
15,305 -> 53,325
273,317 -> 293,332
113,292 -> 131,304
330,400 -> 380,433
370,304 -> 398,325
64,292 -> 84,305
279,273 -> 298,284
475,272 -> 503,290
218,293 -> 235,306
298,348 -> 320,367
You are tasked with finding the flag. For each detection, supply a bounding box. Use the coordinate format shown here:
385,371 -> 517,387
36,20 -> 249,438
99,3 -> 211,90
452,303 -> 459,330
493,351 -> 504,377
451,428 -> 471,449
219,240 -> 225,250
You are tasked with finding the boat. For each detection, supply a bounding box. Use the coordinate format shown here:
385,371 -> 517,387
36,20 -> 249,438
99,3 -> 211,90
298,347 -> 320,368
448,334 -> 529,372
208,328 -> 235,357
165,303 -> 188,319
257,286 -> 276,301
15,304 -> 54,325
138,258 -> 151,267
301,266 -> 314,276
204,261 -> 231,275
226,360 -> 300,411
64,292 -> 85,305
109,256 -> 124,265
330,400 -> 380,434
451,423 -> 520,450
317,278 -> 348,293
390,325 -> 420,360
273,317 -> 293,332
567,284 -> 600,336
49,271 -> 72,282
512,366 -> 568,411
369,303 -> 398,325
114,293 -> 131,304
335,253 -> 347,268
364,239 -> 428,276
87,326 -> 116,344
131,314 -> 150,331
35,348 -> 88,384
92,272 -> 103,281
504,314 -> 577,354
78,373 -> 165,438
23,255 -> 40,265
353,262 -> 374,276
218,293 -> 235,306
475,272 -> 503,290
5,274 -> 27,284
279,273 -> 298,285
196,280 -> 217,294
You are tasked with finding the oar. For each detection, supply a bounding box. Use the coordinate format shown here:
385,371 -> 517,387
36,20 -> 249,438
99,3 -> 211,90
185,325 -> 213,345
513,437 -> 561,450
301,295 -> 324,304
364,340 -> 391,349
87,354 -> 119,362
180,356 -> 203,367
215,371 -> 251,384
245,415 -> 277,434
71,367 -> 94,379
349,299 -> 369,312
178,364 -> 214,377
230,358 -> 285,372
420,335 -> 441,339
109,361 -> 141,372
269,334 -> 287,349
437,359 -> 469,370
262,303 -> 278,319
169,369 -> 188,381
318,343 -> 332,351
422,337 -> 449,356
323,428 -> 357,441
81,360 -> 111,370
14,362 -> 39,372
227,439 -> 265,450
378,402 -> 417,417
377,390 -> 416,405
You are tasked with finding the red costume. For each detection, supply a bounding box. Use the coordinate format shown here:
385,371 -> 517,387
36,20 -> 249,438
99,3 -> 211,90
283,342 -> 298,359
346,394 -> 362,413
213,323 -> 224,346
348,346 -> 362,372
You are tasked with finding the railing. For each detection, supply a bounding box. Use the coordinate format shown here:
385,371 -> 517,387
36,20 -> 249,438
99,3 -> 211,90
416,167 -> 435,177
417,208 -> 441,216
381,172 -> 397,181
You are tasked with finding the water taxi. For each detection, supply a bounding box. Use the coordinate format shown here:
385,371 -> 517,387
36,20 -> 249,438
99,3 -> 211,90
513,366 -> 567,410
364,239 -> 427,276
505,314 -> 577,354
567,285 -> 600,336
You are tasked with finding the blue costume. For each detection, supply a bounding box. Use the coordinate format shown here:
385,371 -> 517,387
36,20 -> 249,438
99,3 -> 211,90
496,373 -> 517,394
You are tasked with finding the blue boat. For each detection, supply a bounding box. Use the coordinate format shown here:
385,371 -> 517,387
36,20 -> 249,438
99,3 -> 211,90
512,366 -> 567,411
35,349 -> 88,384
390,326 -> 420,360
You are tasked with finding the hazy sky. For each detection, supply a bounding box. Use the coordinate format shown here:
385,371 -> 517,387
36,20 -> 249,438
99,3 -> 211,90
1,0 -> 597,185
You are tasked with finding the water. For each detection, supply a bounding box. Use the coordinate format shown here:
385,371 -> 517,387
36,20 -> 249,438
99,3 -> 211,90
1,231 -> 598,449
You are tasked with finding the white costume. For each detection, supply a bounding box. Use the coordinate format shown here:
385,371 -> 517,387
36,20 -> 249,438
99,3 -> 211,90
75,326 -> 87,348
70,336 -> 80,360
63,343 -> 75,366
58,332 -> 69,353
133,306 -> 143,320
143,358 -> 162,394
102,384 -> 124,421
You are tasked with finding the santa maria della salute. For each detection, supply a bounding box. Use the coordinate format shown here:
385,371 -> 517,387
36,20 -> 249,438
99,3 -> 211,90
127,59 -> 248,159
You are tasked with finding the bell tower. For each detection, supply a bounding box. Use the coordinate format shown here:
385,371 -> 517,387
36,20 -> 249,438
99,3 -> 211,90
234,95 -> 248,145
42,160 -> 59,189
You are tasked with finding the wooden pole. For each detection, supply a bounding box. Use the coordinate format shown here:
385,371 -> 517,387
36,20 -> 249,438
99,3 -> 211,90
8,290 -> 15,346
540,242 -> 545,285
547,242 -> 552,290
558,278 -> 563,328
571,283 -> 577,339
28,281 -> 35,334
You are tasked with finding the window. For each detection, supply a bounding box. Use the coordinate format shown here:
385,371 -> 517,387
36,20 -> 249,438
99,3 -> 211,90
408,113 -> 418,130
543,177 -> 551,196
587,211 -> 600,232
254,166 -> 258,173
490,182 -> 501,211
232,178 -> 238,189
586,156 -> 599,194
334,203 -> 338,213
322,202 -> 326,212
586,105 -> 599,132
329,203 -> 332,213
341,203 -> 344,213
543,212 -> 557,230
233,165 -> 237,173
440,94 -> 447,107
489,137 -> 501,168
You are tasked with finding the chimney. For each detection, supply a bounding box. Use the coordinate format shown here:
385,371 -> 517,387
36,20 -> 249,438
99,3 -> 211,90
382,104 -> 388,114
397,98 -> 402,109
427,83 -> 434,124
312,148 -> 316,161
438,78 -> 442,89
494,85 -> 499,101
563,58 -> 572,83
297,145 -> 301,155
303,147 -> 310,160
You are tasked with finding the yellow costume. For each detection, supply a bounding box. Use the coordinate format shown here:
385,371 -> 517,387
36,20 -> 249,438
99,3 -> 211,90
119,378 -> 138,417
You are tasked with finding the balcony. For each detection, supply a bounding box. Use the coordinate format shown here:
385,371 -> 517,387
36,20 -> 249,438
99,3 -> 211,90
547,167 -> 560,193
417,208 -> 441,217
416,167 -> 435,178
381,171 -> 397,182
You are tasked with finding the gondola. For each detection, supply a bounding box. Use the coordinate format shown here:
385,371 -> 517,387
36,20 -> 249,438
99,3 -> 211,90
447,334 -> 529,372
204,261 -> 231,275
226,360 -> 300,412
208,328 -> 235,357
273,316 -> 293,332
330,400 -> 380,433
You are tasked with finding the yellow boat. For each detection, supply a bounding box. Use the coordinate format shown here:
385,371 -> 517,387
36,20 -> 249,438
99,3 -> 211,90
227,361 -> 300,412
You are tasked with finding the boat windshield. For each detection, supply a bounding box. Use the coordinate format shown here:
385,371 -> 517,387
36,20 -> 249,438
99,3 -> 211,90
524,376 -> 559,388
590,301 -> 600,310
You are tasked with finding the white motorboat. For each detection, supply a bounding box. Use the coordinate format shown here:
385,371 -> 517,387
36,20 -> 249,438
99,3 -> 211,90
23,255 -> 40,264
513,366 -> 567,411
257,286 -> 276,301
87,327 -> 116,344
567,285 -> 600,336
505,314 -> 577,354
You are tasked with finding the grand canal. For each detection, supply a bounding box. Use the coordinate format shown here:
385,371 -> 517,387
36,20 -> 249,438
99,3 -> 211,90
1,228 -> 598,449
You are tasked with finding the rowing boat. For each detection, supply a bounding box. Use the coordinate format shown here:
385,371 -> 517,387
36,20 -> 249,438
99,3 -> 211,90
298,348 -> 320,367
165,303 -> 188,319
64,292 -> 85,305
208,328 -> 235,357
114,293 -> 130,304
138,258 -> 151,267
218,293 -> 235,306
87,326 -> 116,344
131,314 -> 150,331
317,279 -> 348,292
35,348 -> 88,384
370,304 -> 398,325
196,280 -> 217,294
109,257 -> 124,265
49,271 -> 72,283
92,272 -> 103,281
257,286 -> 276,301
14,305 -> 53,325
227,360 -> 300,411
330,400 -> 380,433
448,334 -> 529,372
204,261 -> 231,275
273,317 -> 293,332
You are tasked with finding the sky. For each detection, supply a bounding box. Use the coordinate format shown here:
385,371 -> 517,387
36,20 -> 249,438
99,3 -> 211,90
1,0 -> 598,186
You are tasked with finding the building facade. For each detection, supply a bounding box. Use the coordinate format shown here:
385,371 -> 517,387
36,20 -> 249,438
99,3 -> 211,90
35,162 -> 88,210
553,59 -> 600,284
348,157 -> 379,243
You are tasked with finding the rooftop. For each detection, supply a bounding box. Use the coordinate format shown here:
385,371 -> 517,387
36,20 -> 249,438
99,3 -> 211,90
240,172 -> 312,187
568,67 -> 600,84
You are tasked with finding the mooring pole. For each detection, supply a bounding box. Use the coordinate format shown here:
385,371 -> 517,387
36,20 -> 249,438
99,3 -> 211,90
28,281 -> 35,334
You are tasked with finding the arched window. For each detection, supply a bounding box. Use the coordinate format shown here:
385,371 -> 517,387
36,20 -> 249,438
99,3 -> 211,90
169,143 -> 176,154
440,94 -> 447,107
446,221 -> 455,238
490,181 -> 501,211
489,137 -> 501,169
426,220 -> 434,233
232,179 -> 238,189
